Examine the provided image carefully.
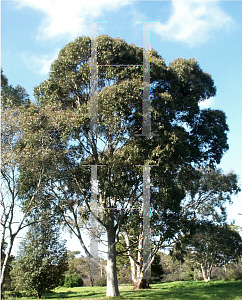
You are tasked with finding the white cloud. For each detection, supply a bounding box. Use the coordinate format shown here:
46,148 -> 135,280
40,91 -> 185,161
21,50 -> 60,75
16,0 -> 131,40
152,0 -> 233,47
199,96 -> 215,109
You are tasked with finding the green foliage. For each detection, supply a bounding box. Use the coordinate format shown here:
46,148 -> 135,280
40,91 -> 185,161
11,214 -> 68,298
65,251 -> 89,278
160,252 -> 193,282
151,253 -> 164,282
95,277 -> 107,287
18,35 -> 232,295
188,223 -> 242,265
216,258 -> 242,281
1,70 -> 37,291
183,167 -> 241,224
1,69 -> 30,108
63,275 -> 83,288
116,236 -> 131,284
173,223 -> 242,282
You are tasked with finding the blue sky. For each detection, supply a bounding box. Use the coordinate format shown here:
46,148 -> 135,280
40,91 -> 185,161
1,0 -> 242,252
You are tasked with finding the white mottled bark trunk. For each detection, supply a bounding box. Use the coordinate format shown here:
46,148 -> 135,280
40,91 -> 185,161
1,236 -> 14,287
201,263 -> 211,282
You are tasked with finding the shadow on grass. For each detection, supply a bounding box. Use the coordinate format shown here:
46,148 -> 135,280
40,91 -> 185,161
43,290 -> 105,299
43,291 -> 78,299
119,280 -> 242,300
38,280 -> 242,300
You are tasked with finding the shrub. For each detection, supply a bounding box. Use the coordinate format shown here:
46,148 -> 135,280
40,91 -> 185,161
59,275 -> 65,287
95,277 -> 107,286
64,275 -> 83,287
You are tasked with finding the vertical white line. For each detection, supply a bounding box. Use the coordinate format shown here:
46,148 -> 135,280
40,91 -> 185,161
90,22 -> 98,139
89,22 -> 99,280
142,23 -> 151,136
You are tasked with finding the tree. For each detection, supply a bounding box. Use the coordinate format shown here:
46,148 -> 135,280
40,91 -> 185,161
11,211 -> 68,298
0,71 -> 44,288
65,251 -> 106,286
181,167 -> 240,223
179,223 -> 242,282
1,242 -> 15,291
63,275 -> 83,288
120,183 -> 184,288
1,69 -> 30,108
19,35 -> 229,296
66,251 -> 87,277
118,166 -> 240,288
151,252 -> 164,282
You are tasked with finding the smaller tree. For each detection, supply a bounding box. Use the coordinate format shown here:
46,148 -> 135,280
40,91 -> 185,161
63,275 -> 83,288
160,252 -> 195,282
11,212 -> 68,298
151,252 -> 164,282
1,70 -> 44,288
180,223 -> 242,282
65,251 -> 106,286
182,168 -> 241,223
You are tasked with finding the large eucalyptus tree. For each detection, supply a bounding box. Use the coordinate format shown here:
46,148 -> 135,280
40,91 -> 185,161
19,35 -> 229,296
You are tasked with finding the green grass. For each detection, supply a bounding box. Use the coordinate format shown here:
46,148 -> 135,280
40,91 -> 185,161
4,280 -> 242,300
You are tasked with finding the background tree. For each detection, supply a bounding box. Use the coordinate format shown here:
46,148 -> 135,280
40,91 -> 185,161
151,252 -> 164,282
0,71 -> 44,288
10,209 -> 68,298
62,275 -> 83,288
1,69 -> 30,108
19,35 -> 230,296
177,223 -> 242,282
119,166 -> 240,288
65,251 -> 106,286
181,167 -> 240,223
222,256 -> 242,281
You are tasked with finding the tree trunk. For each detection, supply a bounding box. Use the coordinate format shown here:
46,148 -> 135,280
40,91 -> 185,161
129,257 -> 137,285
207,268 -> 211,282
133,278 -> 150,289
200,263 -> 211,282
131,260 -> 150,289
106,216 -> 120,297
224,264 -> 227,274
1,237 -> 14,288
123,231 -> 139,287
123,231 -> 151,290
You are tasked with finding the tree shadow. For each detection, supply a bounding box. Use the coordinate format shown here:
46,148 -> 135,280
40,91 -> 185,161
43,290 -> 105,299
120,281 -> 242,300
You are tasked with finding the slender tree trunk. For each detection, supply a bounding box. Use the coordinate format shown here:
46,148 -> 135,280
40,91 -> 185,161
207,268 -> 211,282
200,263 -> 210,282
1,236 -> 14,287
128,255 -> 137,284
123,231 -> 138,286
224,264 -> 227,274
106,215 -> 119,297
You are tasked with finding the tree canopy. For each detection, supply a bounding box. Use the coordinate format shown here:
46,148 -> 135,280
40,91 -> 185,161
1,70 -> 41,289
178,223 -> 242,282
17,35 -> 230,297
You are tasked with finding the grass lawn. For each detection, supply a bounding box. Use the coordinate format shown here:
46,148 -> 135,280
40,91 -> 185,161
4,280 -> 242,300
